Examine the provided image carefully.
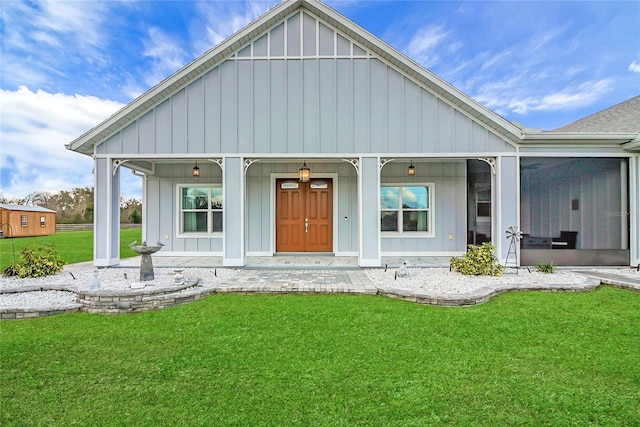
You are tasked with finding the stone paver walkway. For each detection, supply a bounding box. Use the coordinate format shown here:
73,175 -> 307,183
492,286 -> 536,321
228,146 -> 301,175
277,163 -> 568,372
216,270 -> 377,294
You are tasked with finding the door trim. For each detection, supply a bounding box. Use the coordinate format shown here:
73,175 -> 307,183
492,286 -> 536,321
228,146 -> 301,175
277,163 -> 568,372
270,172 -> 339,254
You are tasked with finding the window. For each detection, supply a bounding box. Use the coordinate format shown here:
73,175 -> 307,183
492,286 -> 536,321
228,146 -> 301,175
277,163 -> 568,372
476,188 -> 491,219
178,185 -> 223,235
40,216 -> 46,227
21,215 -> 27,227
381,184 -> 433,234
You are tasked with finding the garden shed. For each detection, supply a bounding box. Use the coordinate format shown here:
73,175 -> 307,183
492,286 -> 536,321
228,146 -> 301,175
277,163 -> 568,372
0,204 -> 57,238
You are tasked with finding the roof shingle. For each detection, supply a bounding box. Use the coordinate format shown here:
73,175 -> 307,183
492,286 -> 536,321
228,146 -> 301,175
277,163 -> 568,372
553,96 -> 640,133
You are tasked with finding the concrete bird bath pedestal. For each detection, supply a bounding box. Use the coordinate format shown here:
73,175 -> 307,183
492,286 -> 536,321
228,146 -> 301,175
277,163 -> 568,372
129,241 -> 164,282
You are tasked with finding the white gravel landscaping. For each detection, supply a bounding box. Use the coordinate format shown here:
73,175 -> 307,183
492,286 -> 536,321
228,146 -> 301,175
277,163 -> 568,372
0,290 -> 78,311
367,267 -> 587,295
0,266 -> 237,309
1,263 -> 637,311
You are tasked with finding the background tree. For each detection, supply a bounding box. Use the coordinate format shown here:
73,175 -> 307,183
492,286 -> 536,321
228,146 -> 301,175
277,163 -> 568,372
120,197 -> 143,224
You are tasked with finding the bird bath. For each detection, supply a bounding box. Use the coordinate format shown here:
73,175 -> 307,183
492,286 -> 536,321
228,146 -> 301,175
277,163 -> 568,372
129,241 -> 164,281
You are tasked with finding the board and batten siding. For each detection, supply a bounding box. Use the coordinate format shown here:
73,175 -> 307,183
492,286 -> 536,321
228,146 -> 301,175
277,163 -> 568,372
380,161 -> 467,253
96,11 -> 514,157
144,163 -> 223,253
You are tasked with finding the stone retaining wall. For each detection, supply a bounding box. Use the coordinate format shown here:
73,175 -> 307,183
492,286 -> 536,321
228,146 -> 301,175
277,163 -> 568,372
377,278 -> 602,307
0,280 -> 211,318
77,283 -> 213,314
1,305 -> 82,319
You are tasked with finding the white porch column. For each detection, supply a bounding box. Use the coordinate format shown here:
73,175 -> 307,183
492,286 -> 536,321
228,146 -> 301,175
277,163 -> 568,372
94,158 -> 120,266
358,156 -> 381,267
630,155 -> 640,266
223,156 -> 245,266
496,155 -> 519,263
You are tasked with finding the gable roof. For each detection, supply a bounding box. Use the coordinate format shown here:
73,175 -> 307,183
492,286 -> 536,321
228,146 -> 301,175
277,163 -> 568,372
553,96 -> 640,133
67,0 -> 523,155
0,204 -> 56,213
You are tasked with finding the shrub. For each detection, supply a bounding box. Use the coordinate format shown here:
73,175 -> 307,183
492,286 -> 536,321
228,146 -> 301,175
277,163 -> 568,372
450,242 -> 504,277
536,262 -> 556,274
2,244 -> 64,278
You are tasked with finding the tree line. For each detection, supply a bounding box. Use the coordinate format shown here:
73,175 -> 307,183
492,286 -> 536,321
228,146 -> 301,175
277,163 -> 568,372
0,187 -> 142,224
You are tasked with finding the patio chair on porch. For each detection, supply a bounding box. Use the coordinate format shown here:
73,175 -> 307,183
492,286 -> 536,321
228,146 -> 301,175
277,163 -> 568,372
552,231 -> 578,249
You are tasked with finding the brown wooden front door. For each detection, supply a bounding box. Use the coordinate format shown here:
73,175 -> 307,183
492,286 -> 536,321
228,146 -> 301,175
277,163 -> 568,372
276,178 -> 333,252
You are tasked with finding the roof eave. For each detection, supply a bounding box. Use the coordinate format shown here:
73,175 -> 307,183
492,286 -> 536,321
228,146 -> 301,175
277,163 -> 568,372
522,132 -> 639,146
621,135 -> 640,152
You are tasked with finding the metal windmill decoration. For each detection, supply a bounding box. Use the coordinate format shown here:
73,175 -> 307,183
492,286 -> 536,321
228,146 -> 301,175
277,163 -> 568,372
504,226 -> 524,272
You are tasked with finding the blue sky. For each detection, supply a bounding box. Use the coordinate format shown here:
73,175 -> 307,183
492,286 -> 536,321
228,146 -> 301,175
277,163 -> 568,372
1,0 -> 639,200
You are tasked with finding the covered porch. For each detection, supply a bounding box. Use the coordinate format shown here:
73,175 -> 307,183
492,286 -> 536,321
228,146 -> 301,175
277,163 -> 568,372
96,154 -> 517,268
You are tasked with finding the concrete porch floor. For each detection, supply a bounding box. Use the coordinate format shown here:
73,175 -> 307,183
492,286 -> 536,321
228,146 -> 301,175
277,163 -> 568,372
117,255 -> 453,269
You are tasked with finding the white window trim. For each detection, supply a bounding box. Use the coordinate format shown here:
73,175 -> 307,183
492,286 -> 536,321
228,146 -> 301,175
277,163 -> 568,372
176,184 -> 223,238
40,216 -> 46,227
381,182 -> 435,238
21,215 -> 28,227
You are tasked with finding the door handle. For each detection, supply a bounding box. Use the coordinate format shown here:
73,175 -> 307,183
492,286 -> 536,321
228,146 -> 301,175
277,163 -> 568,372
305,218 -> 308,233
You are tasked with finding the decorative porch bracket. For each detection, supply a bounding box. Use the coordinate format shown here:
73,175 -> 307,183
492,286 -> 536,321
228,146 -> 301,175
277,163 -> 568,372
380,158 -> 395,170
112,159 -> 130,175
477,158 -> 497,175
341,158 -> 360,175
243,158 -> 259,175
210,158 -> 224,171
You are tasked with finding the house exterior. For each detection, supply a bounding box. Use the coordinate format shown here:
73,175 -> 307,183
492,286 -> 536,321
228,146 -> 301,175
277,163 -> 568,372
0,204 -> 56,238
67,0 -> 640,268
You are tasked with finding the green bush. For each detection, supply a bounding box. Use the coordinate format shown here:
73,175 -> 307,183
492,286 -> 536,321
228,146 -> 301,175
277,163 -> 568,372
2,244 -> 64,278
536,262 -> 556,273
450,242 -> 504,276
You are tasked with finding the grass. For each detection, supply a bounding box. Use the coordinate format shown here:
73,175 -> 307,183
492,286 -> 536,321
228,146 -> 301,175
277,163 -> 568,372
0,228 -> 142,270
1,287 -> 639,426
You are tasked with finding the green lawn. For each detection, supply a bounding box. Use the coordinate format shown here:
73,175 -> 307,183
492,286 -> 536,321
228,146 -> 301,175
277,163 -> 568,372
0,228 -> 142,270
1,287 -> 639,426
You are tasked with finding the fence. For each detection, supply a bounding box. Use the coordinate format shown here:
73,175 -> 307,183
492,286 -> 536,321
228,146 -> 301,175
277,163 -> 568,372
55,224 -> 142,232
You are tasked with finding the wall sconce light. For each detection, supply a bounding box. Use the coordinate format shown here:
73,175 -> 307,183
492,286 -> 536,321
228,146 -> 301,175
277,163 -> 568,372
192,161 -> 200,177
407,161 -> 415,176
299,161 -> 310,182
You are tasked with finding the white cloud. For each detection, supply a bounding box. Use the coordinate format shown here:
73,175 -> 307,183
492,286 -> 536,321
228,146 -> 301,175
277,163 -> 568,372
533,79 -> 613,111
140,27 -> 189,89
629,61 -> 640,73
477,79 -> 614,115
34,0 -> 108,51
0,87 -> 141,199
404,25 -> 451,68
1,0 -> 113,89
193,1 -> 277,55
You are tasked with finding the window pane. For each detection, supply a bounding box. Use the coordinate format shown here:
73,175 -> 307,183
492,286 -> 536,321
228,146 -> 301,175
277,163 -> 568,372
402,186 -> 428,209
381,211 -> 398,231
183,212 -> 208,232
212,212 -> 223,232
182,187 -> 209,210
477,189 -> 491,202
211,187 -> 223,209
477,202 -> 491,218
403,211 -> 428,232
380,187 -> 399,209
